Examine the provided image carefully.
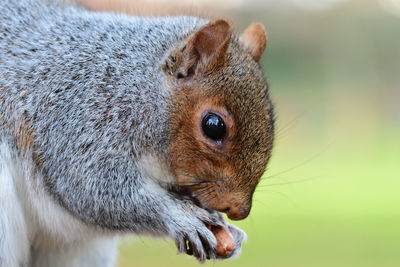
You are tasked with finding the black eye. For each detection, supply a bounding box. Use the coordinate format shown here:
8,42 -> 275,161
201,113 -> 226,141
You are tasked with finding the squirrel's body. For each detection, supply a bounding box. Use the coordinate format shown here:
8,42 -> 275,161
0,1 -> 208,266
0,0 -> 274,266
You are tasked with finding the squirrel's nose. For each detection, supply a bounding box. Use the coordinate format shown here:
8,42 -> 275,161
215,199 -> 251,220
226,205 -> 250,220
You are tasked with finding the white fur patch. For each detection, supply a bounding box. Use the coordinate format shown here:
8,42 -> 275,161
0,141 -> 117,267
0,142 -> 30,266
136,154 -> 175,185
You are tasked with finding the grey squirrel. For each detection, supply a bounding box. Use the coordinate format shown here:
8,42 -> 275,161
0,0 -> 275,266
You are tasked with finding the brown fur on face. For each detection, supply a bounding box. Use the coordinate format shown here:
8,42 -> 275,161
166,20 -> 274,220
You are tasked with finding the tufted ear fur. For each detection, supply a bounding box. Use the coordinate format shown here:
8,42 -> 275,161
168,19 -> 233,79
239,22 -> 267,62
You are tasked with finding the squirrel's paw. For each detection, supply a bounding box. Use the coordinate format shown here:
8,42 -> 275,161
170,201 -> 225,263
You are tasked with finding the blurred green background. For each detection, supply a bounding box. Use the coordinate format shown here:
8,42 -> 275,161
117,0 -> 400,266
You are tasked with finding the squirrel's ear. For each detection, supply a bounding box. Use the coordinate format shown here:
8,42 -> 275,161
173,19 -> 232,78
239,22 -> 267,62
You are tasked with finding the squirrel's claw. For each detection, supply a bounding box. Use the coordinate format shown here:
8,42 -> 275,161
172,199 -> 247,262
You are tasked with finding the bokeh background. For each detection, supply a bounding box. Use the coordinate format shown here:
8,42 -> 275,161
82,0 -> 400,266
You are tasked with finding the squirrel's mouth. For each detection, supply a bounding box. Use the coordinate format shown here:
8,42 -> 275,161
167,182 -> 213,211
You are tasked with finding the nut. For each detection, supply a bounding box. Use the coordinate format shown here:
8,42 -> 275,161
208,225 -> 235,257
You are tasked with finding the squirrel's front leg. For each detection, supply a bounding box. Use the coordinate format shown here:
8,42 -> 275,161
168,199 -> 247,261
135,177 -> 246,262
136,179 -> 223,262
169,199 -> 225,261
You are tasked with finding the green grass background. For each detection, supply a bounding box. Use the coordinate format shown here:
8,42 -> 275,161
118,0 -> 400,266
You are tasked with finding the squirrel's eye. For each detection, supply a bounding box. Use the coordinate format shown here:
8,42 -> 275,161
201,113 -> 226,142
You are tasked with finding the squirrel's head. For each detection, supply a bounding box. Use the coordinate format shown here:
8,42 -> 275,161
164,20 -> 274,220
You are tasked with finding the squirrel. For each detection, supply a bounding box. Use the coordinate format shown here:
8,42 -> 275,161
0,0 -> 275,266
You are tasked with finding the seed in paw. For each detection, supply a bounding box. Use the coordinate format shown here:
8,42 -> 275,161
207,225 -> 235,257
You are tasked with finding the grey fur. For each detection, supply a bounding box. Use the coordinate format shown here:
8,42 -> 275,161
0,0 -> 251,265
1,0 -> 204,226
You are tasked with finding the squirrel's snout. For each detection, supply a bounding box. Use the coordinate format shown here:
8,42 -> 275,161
214,199 -> 251,221
226,205 -> 250,220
